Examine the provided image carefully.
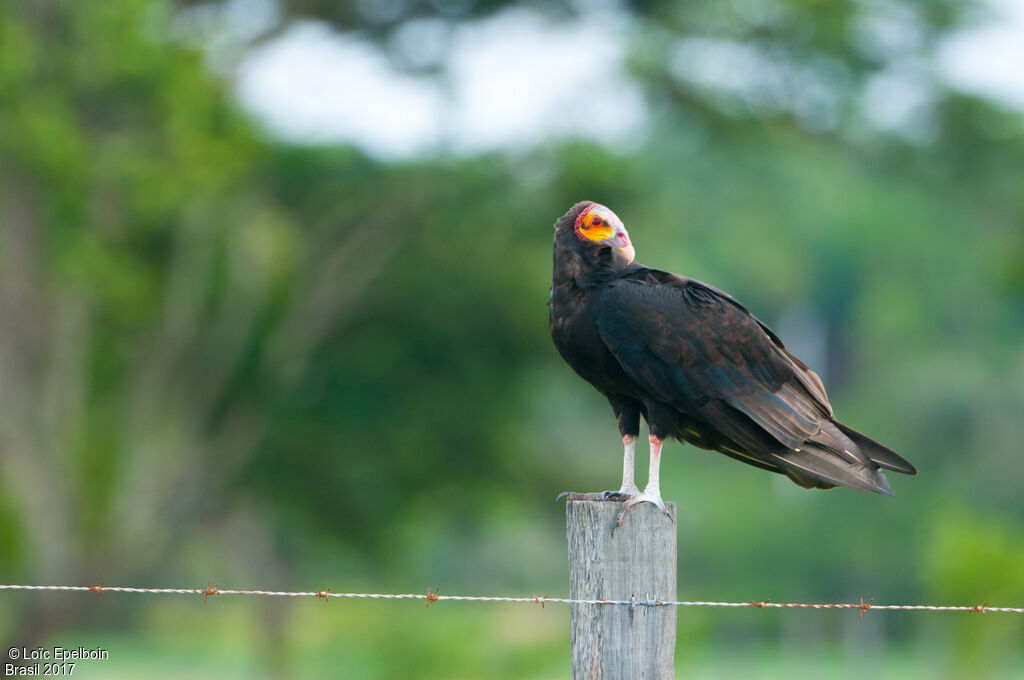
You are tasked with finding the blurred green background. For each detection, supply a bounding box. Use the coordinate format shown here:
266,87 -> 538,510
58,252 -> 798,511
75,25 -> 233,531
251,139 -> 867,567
1,0 -> 1023,677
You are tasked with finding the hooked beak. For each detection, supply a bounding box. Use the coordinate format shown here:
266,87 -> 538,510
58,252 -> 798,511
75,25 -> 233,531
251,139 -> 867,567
607,228 -> 635,264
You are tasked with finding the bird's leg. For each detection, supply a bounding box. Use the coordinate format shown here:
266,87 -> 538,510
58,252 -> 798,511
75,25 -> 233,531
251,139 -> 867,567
603,435 -> 641,500
615,434 -> 673,527
618,434 -> 642,496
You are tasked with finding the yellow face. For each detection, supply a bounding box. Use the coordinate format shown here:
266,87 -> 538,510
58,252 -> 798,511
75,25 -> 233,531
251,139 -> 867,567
574,203 -> 635,263
577,206 -> 617,244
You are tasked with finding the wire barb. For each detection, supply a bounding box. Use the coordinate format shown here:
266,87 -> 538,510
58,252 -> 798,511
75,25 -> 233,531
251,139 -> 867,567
316,588 -> 330,602
425,587 -> 439,607
203,582 -> 219,603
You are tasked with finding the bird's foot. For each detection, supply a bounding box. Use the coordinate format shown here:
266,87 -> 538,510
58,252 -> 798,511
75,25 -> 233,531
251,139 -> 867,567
602,483 -> 641,502
556,485 -> 640,503
614,489 -> 674,528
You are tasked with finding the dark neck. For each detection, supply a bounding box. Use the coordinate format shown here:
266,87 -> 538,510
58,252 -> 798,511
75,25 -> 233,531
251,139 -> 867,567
552,231 -> 631,290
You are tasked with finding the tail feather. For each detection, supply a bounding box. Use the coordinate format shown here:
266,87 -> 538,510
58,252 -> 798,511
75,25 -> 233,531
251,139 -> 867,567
693,410 -> 915,495
763,419 -> 912,496
834,422 -> 917,475
770,444 -> 894,496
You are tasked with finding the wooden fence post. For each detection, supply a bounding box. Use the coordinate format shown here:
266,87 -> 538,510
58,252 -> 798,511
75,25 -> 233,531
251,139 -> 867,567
567,498 -> 677,680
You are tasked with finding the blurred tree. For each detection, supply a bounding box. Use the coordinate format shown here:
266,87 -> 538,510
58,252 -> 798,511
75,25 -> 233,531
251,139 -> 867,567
0,0 -> 277,646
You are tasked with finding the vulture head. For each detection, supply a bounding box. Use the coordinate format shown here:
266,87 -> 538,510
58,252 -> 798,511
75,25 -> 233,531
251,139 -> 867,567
555,201 -> 635,266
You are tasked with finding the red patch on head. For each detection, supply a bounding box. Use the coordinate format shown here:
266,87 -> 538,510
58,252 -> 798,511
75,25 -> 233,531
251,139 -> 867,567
573,202 -> 598,240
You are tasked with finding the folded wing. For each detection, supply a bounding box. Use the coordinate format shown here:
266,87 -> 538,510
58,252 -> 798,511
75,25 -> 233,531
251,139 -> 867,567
596,270 -> 914,494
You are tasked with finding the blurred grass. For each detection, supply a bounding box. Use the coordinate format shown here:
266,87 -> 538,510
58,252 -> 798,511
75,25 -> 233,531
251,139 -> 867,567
30,600 -> 1024,679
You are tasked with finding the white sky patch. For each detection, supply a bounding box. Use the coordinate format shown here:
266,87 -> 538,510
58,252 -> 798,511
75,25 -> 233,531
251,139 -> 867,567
861,59 -> 937,139
443,9 -> 646,152
233,1 -> 1024,158
234,9 -> 646,159
671,38 -> 772,99
669,37 -> 843,131
853,0 -> 925,62
938,0 -> 1024,112
235,21 -> 446,157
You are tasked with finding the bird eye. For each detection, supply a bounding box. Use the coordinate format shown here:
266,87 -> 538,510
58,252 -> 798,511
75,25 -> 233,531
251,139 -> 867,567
591,216 -> 602,227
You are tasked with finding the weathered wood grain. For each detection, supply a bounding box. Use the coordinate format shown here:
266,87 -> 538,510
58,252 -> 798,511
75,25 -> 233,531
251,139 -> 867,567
567,499 -> 677,680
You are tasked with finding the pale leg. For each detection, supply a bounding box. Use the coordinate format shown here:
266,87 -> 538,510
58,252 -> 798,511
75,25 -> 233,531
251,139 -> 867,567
603,434 -> 641,499
615,434 -> 673,527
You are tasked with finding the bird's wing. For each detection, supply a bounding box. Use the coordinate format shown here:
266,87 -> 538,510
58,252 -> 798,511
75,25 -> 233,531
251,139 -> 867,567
596,269 -> 833,455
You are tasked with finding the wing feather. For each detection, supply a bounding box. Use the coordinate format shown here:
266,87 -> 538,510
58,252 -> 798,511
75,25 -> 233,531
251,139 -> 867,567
597,273 -> 830,457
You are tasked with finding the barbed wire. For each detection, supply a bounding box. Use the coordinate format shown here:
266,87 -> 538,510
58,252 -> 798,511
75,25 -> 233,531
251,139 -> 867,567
1,584 -> 1022,615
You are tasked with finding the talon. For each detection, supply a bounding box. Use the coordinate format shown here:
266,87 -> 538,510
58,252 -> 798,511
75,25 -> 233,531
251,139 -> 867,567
559,490 -> 639,502
611,489 -> 672,530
